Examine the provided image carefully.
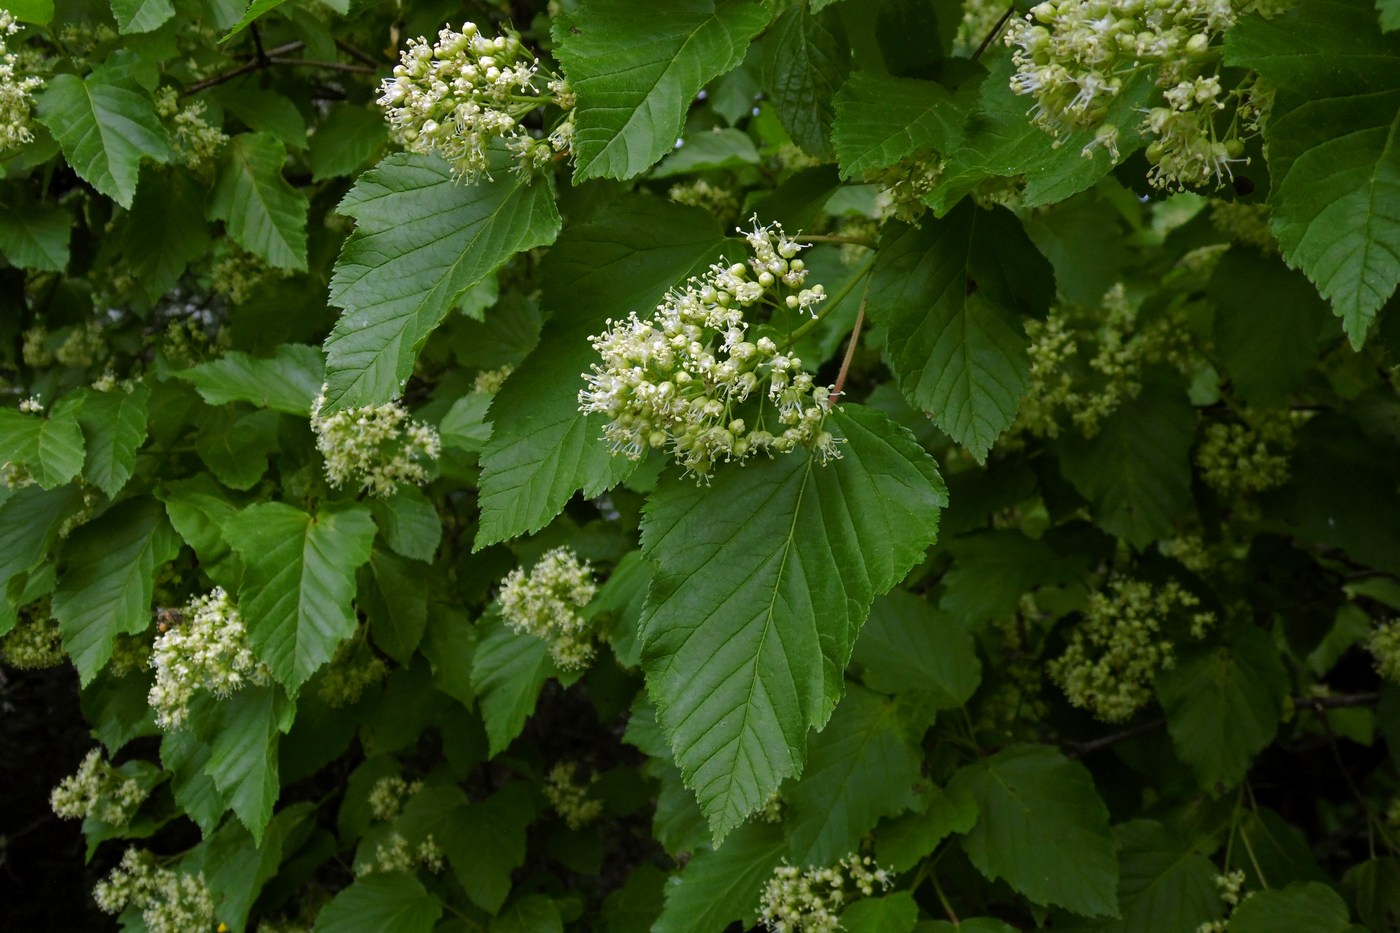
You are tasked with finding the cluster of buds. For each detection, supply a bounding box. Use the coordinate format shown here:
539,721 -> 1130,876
758,855 -> 893,932
357,833 -> 444,876
1195,869 -> 1249,933
472,364 -> 514,395
0,608 -> 64,668
1195,417 -> 1293,497
1049,578 -> 1212,723
499,547 -> 597,671
93,849 -> 216,933
154,87 -> 227,172
310,391 -> 442,497
542,761 -> 603,830
368,775 -> 423,822
148,588 -> 268,730
1369,620 -> 1400,683
377,21 -> 574,182
579,218 -> 839,480
317,637 -> 388,707
1005,0 -> 1259,189
0,11 -> 42,153
50,748 -> 147,826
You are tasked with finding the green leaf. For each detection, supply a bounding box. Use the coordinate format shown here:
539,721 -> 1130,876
851,589 -> 980,708
71,384 -> 150,498
0,199 -> 70,271
868,204 -> 1053,461
110,0 -> 175,34
124,168 -> 212,303
53,498 -> 179,685
948,743 -> 1118,917
323,151 -> 560,414
362,548 -> 428,665
600,863 -> 667,933
650,127 -> 761,178
0,405 -> 85,489
8,0 -> 53,24
161,728 -> 227,835
1226,0 -> 1400,346
785,685 -> 922,865
1155,623 -> 1289,793
876,782 -> 978,872
471,611 -> 554,757
474,197 -> 724,549
640,404 -> 945,839
437,392 -> 493,454
761,4 -> 848,161
312,872 -> 443,933
491,896 -> 563,933
36,70 -> 169,208
1382,0 -> 1400,30
310,104 -> 388,182
199,804 -> 308,932
368,486 -> 441,562
191,685 -> 294,842
554,0 -> 773,181
156,474 -> 244,590
840,892 -> 919,933
1210,249 -> 1334,408
223,503 -> 376,691
1057,820 -> 1221,933
195,408 -> 280,491
177,344 -> 323,415
214,86 -> 306,151
0,486 -> 79,592
651,822 -> 787,933
1227,882 -> 1351,933
223,0 -> 287,41
440,784 -> 534,914
1344,857 -> 1400,932
209,132 -> 309,271
1055,377 -> 1195,548
832,74 -> 958,179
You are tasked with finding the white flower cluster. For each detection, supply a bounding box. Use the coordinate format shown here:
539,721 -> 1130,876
50,748 -> 147,826
499,547 -> 597,671
542,761 -> 603,830
0,11 -> 41,153
1049,578 -> 1212,723
758,855 -> 893,933
580,218 -> 839,480
93,849 -> 216,933
377,21 -> 574,182
1005,0 -> 1258,189
148,588 -> 268,730
1195,869 -> 1249,933
310,391 -> 441,497
367,775 -> 422,822
472,364 -> 514,395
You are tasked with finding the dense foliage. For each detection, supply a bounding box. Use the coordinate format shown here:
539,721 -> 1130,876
2,0 -> 1399,930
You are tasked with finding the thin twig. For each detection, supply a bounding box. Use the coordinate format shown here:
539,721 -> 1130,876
1311,704 -> 1376,859
184,41 -> 305,94
1068,717 -> 1166,757
1294,692 -> 1382,711
973,4 -> 1017,61
268,57 -> 377,75
334,37 -> 382,67
830,273 -> 873,405
801,233 -> 877,249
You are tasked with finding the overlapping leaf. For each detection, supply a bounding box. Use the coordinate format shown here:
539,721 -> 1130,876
209,133 -> 309,272
178,344 -> 323,415
1227,0 -> 1400,346
762,4 -> 848,161
868,203 -> 1053,462
223,503 -> 376,691
554,0 -> 773,181
0,405 -> 85,489
640,404 -> 945,838
323,151 -> 560,414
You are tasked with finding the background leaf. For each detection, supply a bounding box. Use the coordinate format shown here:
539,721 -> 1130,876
209,132 -> 309,272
